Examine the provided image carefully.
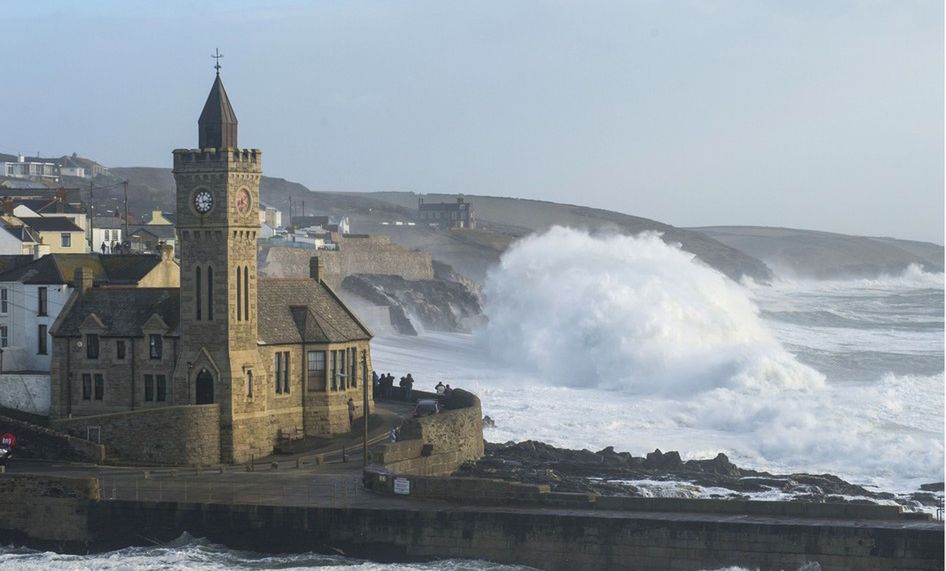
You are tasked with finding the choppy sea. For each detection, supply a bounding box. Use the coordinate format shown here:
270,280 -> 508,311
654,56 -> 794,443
3,229 -> 942,569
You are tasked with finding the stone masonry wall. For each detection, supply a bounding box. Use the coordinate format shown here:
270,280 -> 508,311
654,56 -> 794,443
0,414 -> 105,463
371,388 -> 484,476
262,235 -> 433,289
51,404 -> 220,465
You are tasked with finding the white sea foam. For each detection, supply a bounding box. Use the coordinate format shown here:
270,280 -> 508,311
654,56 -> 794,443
481,228 -> 824,395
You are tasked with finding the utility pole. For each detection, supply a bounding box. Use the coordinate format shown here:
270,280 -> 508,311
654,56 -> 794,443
122,180 -> 129,249
362,351 -> 369,467
88,180 -> 94,251
288,196 -> 293,227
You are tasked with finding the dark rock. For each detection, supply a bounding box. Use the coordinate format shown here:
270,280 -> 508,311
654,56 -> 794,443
920,482 -> 945,492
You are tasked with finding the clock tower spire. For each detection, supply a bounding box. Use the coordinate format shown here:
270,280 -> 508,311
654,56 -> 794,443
173,62 -> 262,463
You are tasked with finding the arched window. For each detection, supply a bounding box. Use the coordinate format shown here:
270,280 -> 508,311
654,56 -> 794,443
206,266 -> 214,321
243,266 -> 249,322
236,266 -> 242,321
195,266 -> 202,320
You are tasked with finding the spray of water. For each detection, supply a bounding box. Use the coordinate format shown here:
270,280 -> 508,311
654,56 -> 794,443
482,227 -> 823,395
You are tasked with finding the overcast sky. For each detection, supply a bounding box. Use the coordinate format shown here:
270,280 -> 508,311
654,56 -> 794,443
4,1 -> 943,243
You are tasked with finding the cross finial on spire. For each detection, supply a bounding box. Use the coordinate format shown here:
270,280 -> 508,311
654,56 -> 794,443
212,48 -> 224,75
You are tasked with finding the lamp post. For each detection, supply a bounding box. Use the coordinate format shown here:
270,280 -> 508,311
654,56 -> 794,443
362,350 -> 368,467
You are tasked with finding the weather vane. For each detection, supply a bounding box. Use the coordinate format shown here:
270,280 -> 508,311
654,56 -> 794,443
212,48 -> 224,75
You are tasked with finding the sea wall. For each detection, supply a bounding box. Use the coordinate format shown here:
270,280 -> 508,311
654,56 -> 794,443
0,373 -> 50,415
0,414 -> 105,463
51,405 -> 220,466
0,475 -> 99,544
370,389 -> 484,476
262,236 -> 433,288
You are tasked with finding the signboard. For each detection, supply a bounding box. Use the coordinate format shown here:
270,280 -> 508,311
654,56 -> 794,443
393,477 -> 410,495
0,433 -> 15,448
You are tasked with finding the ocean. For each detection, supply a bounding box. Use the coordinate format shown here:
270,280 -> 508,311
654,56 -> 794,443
3,228 -> 941,569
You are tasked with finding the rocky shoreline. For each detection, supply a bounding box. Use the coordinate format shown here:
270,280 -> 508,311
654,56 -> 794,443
456,440 -> 945,512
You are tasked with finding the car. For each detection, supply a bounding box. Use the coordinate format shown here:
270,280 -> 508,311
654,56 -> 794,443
413,399 -> 440,417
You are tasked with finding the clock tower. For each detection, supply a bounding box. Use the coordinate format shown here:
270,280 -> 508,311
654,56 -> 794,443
172,68 -> 263,463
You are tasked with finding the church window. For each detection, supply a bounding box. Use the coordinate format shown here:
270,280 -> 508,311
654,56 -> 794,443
94,373 -> 104,401
0,326 -> 7,348
243,266 -> 249,321
149,334 -> 163,360
274,353 -> 282,394
207,266 -> 214,320
236,267 -> 242,321
82,374 -> 92,400
195,266 -> 202,320
1,287 -> 7,313
156,375 -> 167,402
38,287 -> 48,316
116,340 -> 126,360
246,370 -> 254,398
307,351 -> 325,392
85,334 -> 98,359
38,325 -> 47,354
283,352 -> 290,393
144,374 -> 154,402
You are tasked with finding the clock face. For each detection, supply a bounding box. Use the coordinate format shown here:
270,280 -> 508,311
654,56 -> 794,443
235,189 -> 251,213
193,190 -> 214,214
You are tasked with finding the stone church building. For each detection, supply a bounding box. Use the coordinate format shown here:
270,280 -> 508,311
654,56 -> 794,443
49,71 -> 373,465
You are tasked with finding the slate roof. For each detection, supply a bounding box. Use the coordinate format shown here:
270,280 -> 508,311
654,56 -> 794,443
0,255 -> 34,274
257,278 -> 371,344
51,288 -> 180,337
14,198 -> 84,215
1,224 -> 40,243
129,225 -> 176,240
199,74 -> 238,149
0,253 -> 163,285
91,216 -> 123,229
19,216 -> 83,232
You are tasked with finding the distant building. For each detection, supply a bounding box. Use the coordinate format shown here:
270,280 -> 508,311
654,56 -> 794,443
127,224 -> 176,255
91,216 -> 123,253
0,155 -> 59,182
142,210 -> 176,225
417,196 -> 476,229
0,224 -> 41,255
258,202 -> 282,229
0,251 -> 180,374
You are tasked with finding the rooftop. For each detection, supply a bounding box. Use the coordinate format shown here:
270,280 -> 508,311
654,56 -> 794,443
19,216 -> 84,232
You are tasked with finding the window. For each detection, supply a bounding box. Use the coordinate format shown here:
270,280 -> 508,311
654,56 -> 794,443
61,233 -> 71,248
246,370 -> 253,398
283,352 -> 290,394
195,266 -> 202,320
82,373 -> 92,400
0,326 -> 7,348
116,340 -> 126,360
243,266 -> 249,322
86,334 -> 99,359
38,324 -> 47,354
274,353 -> 283,393
350,348 -> 358,388
206,266 -> 213,321
156,375 -> 167,402
331,351 -> 338,391
144,374 -> 154,402
94,373 -> 104,401
339,349 -> 347,389
0,288 -> 7,314
236,266 -> 241,321
307,351 -> 325,392
38,287 -> 47,316
149,334 -> 162,360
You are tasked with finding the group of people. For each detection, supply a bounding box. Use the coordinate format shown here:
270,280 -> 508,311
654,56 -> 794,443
433,381 -> 454,399
372,371 -> 414,401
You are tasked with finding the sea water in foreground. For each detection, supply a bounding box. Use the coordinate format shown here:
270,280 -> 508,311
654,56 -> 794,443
375,230 -> 945,496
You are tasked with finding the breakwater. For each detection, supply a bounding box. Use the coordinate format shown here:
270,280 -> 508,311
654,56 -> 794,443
0,474 -> 942,570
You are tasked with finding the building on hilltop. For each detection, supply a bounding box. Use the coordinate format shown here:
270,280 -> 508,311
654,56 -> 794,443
48,68 -> 374,465
417,196 -> 476,229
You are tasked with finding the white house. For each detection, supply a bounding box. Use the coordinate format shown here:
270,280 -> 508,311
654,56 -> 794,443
90,216 -> 123,253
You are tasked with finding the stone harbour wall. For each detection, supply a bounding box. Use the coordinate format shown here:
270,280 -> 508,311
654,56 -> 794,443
370,389 -> 484,476
0,414 -> 105,463
51,404 -> 220,466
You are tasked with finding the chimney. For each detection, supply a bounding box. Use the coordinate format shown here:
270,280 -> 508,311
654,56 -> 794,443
1,197 -> 13,215
309,256 -> 324,282
456,195 -> 464,204
32,244 -> 51,260
151,210 -> 161,222
158,242 -> 174,261
74,268 -> 93,294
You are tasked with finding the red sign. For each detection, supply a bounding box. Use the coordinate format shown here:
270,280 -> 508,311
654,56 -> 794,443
1,433 -> 15,447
